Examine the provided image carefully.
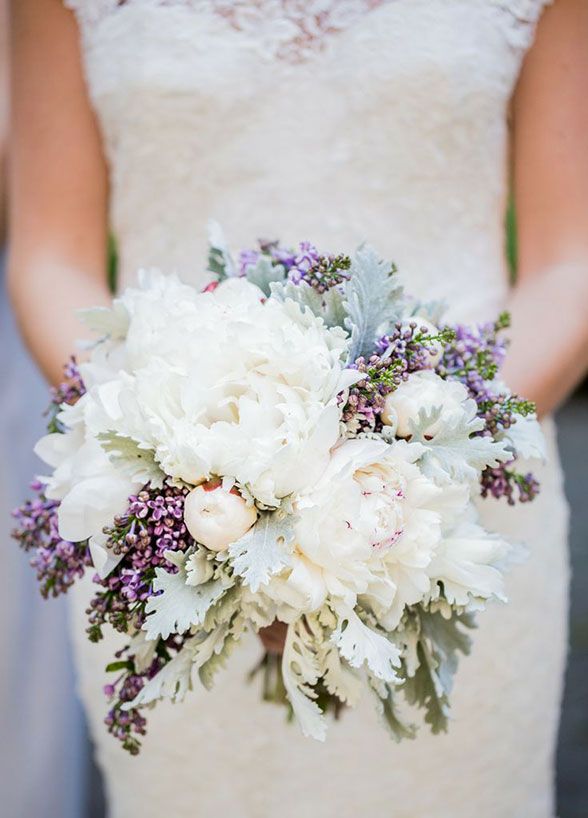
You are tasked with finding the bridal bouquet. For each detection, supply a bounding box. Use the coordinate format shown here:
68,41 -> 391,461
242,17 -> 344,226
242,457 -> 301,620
13,231 -> 544,754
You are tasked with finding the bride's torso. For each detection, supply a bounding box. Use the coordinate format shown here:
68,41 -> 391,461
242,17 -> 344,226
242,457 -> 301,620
67,0 -> 550,320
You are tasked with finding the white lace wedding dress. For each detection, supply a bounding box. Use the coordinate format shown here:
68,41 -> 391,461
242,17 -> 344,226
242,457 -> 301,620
65,2 -> 569,816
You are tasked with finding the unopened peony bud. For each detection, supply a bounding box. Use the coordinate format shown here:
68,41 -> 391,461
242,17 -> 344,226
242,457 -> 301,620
382,370 -> 470,438
184,482 -> 257,552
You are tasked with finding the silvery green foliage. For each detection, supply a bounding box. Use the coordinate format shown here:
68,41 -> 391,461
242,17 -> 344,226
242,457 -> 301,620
143,551 -> 227,640
128,627 -> 231,708
98,432 -> 165,488
408,407 -> 511,484
402,610 -> 475,733
369,677 -> 417,742
239,589 -> 279,630
270,280 -> 348,330
343,245 -> 404,361
198,632 -> 238,690
319,642 -> 363,707
228,511 -> 296,593
246,256 -> 287,296
304,611 -> 363,707
282,617 -> 326,741
207,220 -> 236,280
332,605 -> 401,683
202,586 -> 241,632
127,637 -> 198,707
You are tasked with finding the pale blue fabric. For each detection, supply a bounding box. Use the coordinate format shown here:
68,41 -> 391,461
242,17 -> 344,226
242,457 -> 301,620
0,255 -> 87,818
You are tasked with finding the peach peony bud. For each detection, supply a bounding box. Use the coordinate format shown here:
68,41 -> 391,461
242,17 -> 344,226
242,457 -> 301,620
184,482 -> 257,552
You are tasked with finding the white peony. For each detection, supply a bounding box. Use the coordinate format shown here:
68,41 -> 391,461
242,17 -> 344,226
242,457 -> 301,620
427,519 -> 510,608
87,274 -> 359,507
183,482 -> 257,552
280,437 -> 461,626
382,370 -> 474,439
34,395 -> 144,576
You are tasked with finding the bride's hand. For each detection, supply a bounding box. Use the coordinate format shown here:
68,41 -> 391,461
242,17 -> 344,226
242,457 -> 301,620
258,621 -> 288,655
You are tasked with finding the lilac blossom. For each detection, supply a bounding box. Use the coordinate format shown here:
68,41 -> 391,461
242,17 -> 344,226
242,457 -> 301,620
437,313 -> 539,503
86,484 -> 195,642
344,322 -> 455,432
12,480 -> 91,598
46,357 -> 86,433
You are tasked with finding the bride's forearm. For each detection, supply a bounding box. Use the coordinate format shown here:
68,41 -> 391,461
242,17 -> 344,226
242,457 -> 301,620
501,261 -> 588,417
7,255 -> 111,386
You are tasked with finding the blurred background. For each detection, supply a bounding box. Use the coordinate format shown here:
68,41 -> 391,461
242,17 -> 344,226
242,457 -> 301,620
0,4 -> 586,817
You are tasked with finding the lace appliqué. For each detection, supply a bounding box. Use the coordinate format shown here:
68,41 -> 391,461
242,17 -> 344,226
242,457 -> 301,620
65,0 -> 388,62
209,1 -> 388,62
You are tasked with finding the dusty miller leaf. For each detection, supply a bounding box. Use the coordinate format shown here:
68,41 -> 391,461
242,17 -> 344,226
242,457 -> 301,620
281,618 -> 326,741
408,406 -> 511,484
228,511 -> 295,593
332,604 -> 401,683
343,244 -> 404,361
402,610 -> 475,733
269,280 -> 347,330
321,644 -> 363,707
198,632 -> 238,690
245,256 -> 286,296
143,559 -> 226,640
369,678 -> 417,742
98,432 -> 164,488
127,627 -> 231,708
126,637 -> 198,708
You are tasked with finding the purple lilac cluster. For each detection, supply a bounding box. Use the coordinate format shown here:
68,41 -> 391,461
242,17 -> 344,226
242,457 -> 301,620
436,314 -> 510,399
46,357 -> 86,433
102,638 -> 185,755
437,313 -> 539,505
237,239 -> 299,277
343,322 -> 455,432
12,480 -> 92,598
86,484 -> 195,642
480,464 -> 540,505
12,360 -> 90,595
238,239 -> 352,293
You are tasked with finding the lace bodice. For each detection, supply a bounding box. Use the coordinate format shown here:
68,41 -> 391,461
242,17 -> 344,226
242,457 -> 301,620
65,0 -> 551,320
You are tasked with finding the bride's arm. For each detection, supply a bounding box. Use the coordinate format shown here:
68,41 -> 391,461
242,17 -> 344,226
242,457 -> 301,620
7,0 -> 111,385
1,0 -> 7,242
503,0 -> 588,415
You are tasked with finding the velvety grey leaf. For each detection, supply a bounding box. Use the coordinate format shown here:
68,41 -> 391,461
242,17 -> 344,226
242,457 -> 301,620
98,432 -> 164,487
402,610 -> 475,733
228,511 -> 295,592
343,244 -> 404,361
246,256 -> 286,296
143,566 -> 226,641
